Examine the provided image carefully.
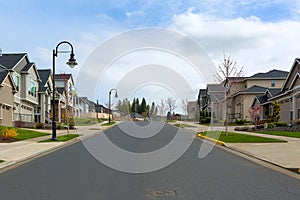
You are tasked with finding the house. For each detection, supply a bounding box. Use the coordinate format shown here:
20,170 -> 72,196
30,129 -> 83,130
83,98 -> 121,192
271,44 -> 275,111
76,97 -> 90,117
0,68 -> 17,126
200,84 -> 225,120
0,53 -> 41,126
223,69 -> 288,122
36,69 -> 53,124
54,74 -> 78,121
187,101 -> 198,120
252,59 -> 300,124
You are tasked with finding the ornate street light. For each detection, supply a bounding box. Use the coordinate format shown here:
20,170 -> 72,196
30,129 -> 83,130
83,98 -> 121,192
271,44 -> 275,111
52,41 -> 77,140
108,89 -> 118,124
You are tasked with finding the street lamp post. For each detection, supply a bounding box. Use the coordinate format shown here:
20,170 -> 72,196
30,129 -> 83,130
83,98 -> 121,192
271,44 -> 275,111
108,89 -> 118,124
52,41 -> 78,140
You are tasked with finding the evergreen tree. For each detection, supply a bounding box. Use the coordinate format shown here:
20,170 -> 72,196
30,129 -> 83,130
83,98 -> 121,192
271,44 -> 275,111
271,100 -> 280,122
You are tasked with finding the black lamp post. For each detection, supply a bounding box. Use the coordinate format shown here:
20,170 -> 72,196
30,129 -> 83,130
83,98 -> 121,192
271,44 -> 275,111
108,89 -> 118,124
52,41 -> 78,140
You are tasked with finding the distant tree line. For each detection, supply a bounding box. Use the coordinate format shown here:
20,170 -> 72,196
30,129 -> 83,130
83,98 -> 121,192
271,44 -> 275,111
116,97 -> 158,118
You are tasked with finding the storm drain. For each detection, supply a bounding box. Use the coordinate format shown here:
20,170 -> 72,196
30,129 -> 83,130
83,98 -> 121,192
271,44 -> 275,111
149,189 -> 177,197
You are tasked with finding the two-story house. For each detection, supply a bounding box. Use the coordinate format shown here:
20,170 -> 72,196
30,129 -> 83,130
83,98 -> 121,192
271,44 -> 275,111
37,69 -> 53,124
252,59 -> 300,124
0,54 -> 41,126
224,69 -> 288,122
54,74 -> 77,122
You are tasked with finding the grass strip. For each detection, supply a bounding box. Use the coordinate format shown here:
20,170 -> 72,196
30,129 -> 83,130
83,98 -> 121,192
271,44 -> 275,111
254,131 -> 300,138
201,131 -> 286,143
39,134 -> 79,142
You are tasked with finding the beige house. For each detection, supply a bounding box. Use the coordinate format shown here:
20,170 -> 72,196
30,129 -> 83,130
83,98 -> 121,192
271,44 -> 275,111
0,54 -> 41,126
37,69 -> 53,124
0,68 -> 17,126
269,59 -> 300,123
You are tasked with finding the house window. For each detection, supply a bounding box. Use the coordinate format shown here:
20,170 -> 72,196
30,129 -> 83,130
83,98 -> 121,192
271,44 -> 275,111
28,78 -> 36,97
271,80 -> 275,87
13,75 -> 19,91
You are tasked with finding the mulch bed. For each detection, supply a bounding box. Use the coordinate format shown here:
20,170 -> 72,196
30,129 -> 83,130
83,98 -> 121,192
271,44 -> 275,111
0,136 -> 17,143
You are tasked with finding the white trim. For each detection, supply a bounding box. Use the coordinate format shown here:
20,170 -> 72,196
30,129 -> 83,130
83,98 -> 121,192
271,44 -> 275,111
288,73 -> 300,90
282,59 -> 300,91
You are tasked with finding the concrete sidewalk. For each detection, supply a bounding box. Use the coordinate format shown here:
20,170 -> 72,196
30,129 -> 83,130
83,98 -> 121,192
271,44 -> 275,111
175,121 -> 300,172
0,123 -> 110,172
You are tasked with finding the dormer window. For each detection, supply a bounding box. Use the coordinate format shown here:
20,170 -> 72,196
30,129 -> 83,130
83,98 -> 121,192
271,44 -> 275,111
271,80 -> 275,87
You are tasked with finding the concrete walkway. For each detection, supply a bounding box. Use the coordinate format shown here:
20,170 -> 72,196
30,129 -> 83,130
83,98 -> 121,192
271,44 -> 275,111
174,121 -> 300,171
0,122 -> 110,171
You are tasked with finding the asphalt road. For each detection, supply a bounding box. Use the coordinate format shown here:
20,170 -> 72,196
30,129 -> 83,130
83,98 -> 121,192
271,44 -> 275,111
0,122 -> 300,200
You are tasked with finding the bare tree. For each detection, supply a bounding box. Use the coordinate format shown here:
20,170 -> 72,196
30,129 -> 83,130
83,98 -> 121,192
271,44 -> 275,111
157,99 -> 166,121
214,53 -> 244,135
165,97 -> 177,114
181,98 -> 188,120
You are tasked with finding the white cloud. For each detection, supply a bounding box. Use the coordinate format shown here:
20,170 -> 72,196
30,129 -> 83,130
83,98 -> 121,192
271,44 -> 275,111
172,10 -> 300,77
126,10 -> 145,17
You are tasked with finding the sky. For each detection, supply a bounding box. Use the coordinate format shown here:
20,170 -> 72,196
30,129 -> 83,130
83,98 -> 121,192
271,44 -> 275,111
1,0 -> 300,112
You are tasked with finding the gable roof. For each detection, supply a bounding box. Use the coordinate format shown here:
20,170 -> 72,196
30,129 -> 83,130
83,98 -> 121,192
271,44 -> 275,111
249,69 -> 289,79
54,74 -> 74,85
207,84 -> 223,92
38,69 -> 52,92
266,88 -> 282,97
281,58 -> 300,91
0,53 -> 27,69
241,85 -> 267,93
0,70 -> 17,92
21,63 -> 35,73
56,87 -> 65,95
198,89 -> 206,96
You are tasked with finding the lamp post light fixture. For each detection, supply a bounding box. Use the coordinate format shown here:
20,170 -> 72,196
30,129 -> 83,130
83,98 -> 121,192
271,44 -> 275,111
108,88 -> 118,124
52,41 -> 78,140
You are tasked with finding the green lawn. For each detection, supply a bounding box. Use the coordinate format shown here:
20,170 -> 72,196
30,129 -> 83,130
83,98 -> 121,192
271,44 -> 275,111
201,131 -> 286,143
254,131 -> 300,138
39,134 -> 80,142
101,121 -> 116,126
174,123 -> 197,128
0,126 -> 49,141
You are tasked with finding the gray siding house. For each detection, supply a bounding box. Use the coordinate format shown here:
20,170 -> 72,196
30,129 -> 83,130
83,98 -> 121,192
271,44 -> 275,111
0,54 -> 41,125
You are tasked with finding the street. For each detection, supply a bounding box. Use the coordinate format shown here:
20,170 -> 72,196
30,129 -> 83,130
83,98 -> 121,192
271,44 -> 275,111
0,122 -> 299,200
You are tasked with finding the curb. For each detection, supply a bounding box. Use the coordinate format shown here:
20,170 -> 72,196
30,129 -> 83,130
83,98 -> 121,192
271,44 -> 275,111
196,133 -> 226,146
196,133 -> 300,176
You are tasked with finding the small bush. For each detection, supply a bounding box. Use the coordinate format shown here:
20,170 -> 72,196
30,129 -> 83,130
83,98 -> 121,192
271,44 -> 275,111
235,119 -> 245,125
200,117 -> 211,124
69,118 -> 75,129
267,122 -> 275,128
36,123 -> 44,129
274,122 -> 288,127
1,127 -> 18,138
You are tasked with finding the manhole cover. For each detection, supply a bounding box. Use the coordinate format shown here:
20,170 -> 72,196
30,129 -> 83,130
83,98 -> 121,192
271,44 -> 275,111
150,189 -> 177,197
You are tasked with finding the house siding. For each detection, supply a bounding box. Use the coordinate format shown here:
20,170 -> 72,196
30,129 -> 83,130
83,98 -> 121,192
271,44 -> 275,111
246,79 -> 285,88
0,78 -> 15,126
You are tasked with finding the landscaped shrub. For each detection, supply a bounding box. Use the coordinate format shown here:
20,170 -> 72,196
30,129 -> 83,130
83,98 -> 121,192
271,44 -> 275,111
200,117 -> 211,124
267,122 -> 275,128
274,122 -> 288,127
36,123 -> 44,129
235,119 -> 245,125
69,118 -> 75,129
1,127 -> 18,138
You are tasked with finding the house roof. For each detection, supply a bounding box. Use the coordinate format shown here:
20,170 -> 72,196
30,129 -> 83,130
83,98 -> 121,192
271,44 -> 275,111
241,85 -> 267,93
249,69 -> 289,79
0,53 -> 26,69
198,89 -> 206,96
266,88 -> 281,97
54,74 -> 72,80
38,69 -> 52,89
256,95 -> 268,104
21,63 -> 35,73
0,69 -> 17,92
207,84 -> 223,92
56,87 -> 65,95
0,70 -> 9,85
